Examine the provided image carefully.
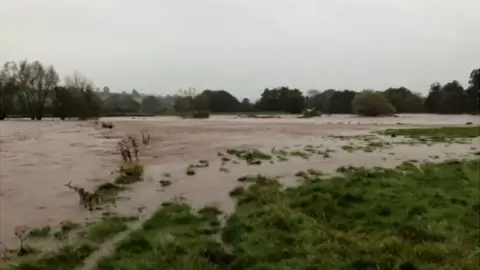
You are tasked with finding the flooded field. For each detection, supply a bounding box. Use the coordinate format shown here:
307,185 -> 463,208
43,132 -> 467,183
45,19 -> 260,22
0,114 -> 479,268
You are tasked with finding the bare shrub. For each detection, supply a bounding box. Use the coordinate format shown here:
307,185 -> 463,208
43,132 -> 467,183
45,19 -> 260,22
117,139 -> 132,162
117,136 -> 140,162
140,130 -> 151,145
14,225 -> 29,255
128,136 -> 139,161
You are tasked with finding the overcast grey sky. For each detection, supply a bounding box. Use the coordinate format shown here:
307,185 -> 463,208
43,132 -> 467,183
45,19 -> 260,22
1,0 -> 479,99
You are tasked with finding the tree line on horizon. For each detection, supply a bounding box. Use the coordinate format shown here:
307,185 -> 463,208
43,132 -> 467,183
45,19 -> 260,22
0,60 -> 478,120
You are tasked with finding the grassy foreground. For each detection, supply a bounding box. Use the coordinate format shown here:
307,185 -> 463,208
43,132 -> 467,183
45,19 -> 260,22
94,158 -> 479,270
7,215 -> 137,270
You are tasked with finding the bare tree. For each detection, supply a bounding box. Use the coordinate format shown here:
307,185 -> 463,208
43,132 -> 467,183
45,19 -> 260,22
0,62 -> 19,118
35,63 -> 59,120
1,61 -> 34,118
1,60 -> 59,120
64,71 -> 101,119
175,87 -> 197,115
65,71 -> 93,92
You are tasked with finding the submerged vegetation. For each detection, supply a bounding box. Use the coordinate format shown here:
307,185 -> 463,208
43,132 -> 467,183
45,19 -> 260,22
382,125 -> 480,142
55,158 -> 478,269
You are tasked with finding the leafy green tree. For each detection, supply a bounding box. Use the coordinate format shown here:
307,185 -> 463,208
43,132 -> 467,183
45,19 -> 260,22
140,95 -> 163,114
103,93 -> 140,115
468,69 -> 479,114
239,98 -> 253,112
352,91 -> 396,116
383,87 -> 424,113
424,82 -> 442,113
197,90 -> 240,113
470,69 -> 480,88
305,89 -> 335,113
257,87 -> 305,113
157,95 -> 175,113
325,90 -> 356,114
437,81 -> 467,114
465,86 -> 478,114
131,89 -> 140,98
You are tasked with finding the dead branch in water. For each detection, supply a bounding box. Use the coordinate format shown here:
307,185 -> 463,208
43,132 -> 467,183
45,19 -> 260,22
65,182 -> 100,211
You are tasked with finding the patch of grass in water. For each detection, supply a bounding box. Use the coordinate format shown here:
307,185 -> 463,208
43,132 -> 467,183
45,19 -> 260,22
237,174 -> 273,183
382,126 -> 480,142
271,148 -> 288,157
226,148 -> 272,165
186,166 -> 196,175
190,160 -> 209,168
341,144 -> 357,152
93,182 -> 126,204
289,150 -> 311,159
229,187 -> 246,197
26,226 -> 51,239
114,164 -> 144,185
219,167 -> 230,173
159,179 -> 172,187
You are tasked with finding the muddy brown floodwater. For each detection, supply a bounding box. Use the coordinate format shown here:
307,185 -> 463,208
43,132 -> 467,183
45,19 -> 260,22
0,114 -> 479,249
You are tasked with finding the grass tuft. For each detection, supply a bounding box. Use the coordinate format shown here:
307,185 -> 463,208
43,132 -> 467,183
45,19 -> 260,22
115,164 -> 144,184
26,227 -> 51,239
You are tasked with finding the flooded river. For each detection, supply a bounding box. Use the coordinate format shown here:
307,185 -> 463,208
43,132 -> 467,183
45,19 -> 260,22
0,114 -> 478,248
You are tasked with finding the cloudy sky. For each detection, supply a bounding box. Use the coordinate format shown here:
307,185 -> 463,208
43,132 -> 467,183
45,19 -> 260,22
1,0 -> 479,99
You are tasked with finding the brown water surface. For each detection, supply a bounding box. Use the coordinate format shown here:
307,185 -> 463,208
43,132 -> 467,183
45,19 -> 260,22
0,114 -> 479,248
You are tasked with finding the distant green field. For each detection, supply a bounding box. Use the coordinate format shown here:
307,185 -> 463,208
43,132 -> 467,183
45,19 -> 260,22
382,126 -> 480,141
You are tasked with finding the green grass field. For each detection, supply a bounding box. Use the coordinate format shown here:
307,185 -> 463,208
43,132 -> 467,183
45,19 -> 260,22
92,158 -> 479,270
